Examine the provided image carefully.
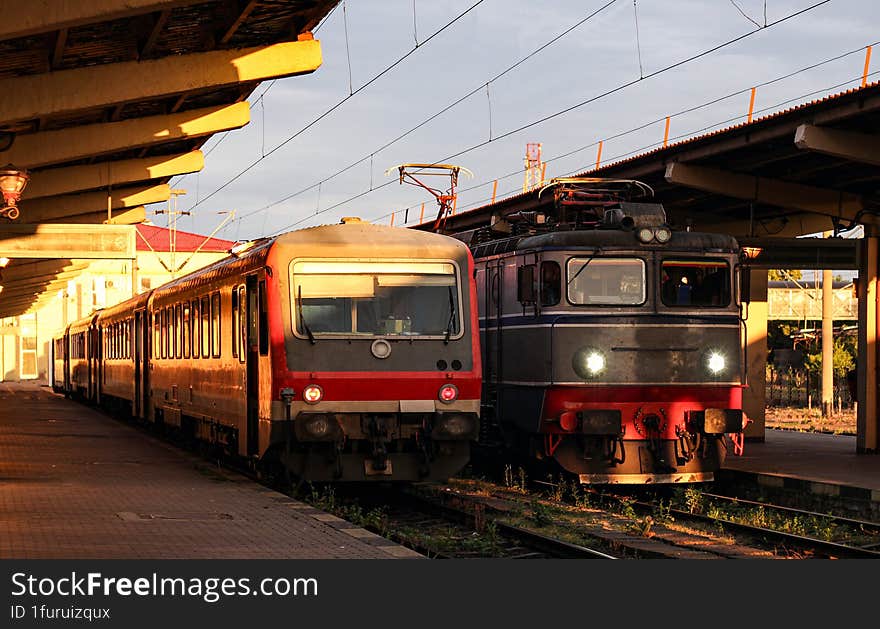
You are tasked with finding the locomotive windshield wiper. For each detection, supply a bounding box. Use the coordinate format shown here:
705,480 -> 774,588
567,248 -> 601,287
296,285 -> 317,345
444,286 -> 456,344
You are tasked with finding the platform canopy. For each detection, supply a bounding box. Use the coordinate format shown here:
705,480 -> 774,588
0,0 -> 339,317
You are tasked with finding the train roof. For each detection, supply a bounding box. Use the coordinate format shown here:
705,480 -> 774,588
469,229 -> 740,258
272,219 -> 471,260
149,219 -> 472,302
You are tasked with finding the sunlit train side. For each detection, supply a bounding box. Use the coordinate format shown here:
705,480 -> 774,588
53,218 -> 481,482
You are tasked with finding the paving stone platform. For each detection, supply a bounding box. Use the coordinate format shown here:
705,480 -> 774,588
0,383 -> 420,559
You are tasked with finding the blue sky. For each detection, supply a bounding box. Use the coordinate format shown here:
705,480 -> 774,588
164,0 -> 879,242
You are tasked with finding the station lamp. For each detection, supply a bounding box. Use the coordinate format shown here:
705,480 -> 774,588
0,164 -> 30,220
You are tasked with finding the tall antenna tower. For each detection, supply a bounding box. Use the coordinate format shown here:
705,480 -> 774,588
523,142 -> 545,193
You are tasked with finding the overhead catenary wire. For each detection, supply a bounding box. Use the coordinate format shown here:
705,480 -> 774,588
184,0 -> 488,213
370,68 -> 880,226
263,0 -> 833,236
226,0 -> 624,231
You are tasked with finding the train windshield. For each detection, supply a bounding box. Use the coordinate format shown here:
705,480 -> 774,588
567,257 -> 646,305
660,259 -> 731,307
291,261 -> 461,338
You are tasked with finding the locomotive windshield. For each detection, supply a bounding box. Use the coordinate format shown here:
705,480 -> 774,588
291,260 -> 462,339
567,258 -> 646,305
660,259 -> 730,307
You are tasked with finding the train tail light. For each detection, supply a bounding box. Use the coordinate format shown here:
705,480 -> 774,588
438,383 -> 458,404
303,384 -> 323,404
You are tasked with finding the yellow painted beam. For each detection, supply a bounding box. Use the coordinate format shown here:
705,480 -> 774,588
743,269 -> 767,440
0,40 -> 321,125
18,185 -> 169,223
665,162 -> 864,221
0,103 -> 248,168
44,207 -> 147,225
1,269 -> 85,289
0,1 -> 204,40
24,152 -> 203,200
1,278 -> 74,301
857,235 -> 878,452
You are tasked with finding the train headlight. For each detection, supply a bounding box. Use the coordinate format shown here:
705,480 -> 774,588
706,352 -> 726,375
636,227 -> 655,243
654,226 -> 672,243
573,348 -> 607,379
438,383 -> 459,404
303,384 -> 323,404
586,351 -> 606,375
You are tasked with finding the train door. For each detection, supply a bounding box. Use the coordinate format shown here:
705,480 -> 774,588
485,258 -> 504,390
245,275 -> 260,457
63,328 -> 70,393
89,322 -> 101,403
134,309 -> 146,419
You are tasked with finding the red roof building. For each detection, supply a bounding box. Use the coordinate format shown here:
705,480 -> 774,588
135,224 -> 233,253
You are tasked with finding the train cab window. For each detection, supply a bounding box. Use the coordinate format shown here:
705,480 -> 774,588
660,260 -> 730,307
567,257 -> 646,306
201,296 -> 210,358
540,261 -> 561,307
182,304 -> 191,359
290,261 -> 461,339
192,299 -> 200,358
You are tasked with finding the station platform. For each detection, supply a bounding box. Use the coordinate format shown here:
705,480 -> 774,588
721,429 -> 880,506
0,383 -> 420,559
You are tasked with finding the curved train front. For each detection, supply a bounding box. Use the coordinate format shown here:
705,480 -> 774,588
472,203 -> 745,484
266,218 -> 481,481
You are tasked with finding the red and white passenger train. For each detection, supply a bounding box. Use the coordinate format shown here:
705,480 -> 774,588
53,218 -> 481,482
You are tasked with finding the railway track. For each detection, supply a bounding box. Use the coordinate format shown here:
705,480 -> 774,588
312,486 -> 618,559
599,489 -> 880,559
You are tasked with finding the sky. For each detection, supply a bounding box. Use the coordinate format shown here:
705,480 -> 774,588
163,0 -> 880,243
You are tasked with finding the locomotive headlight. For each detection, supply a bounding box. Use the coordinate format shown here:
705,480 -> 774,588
636,227 -> 655,243
654,226 -> 672,243
438,383 -> 459,404
706,351 -> 727,375
303,384 -> 323,404
573,347 -> 607,379
586,351 -> 606,375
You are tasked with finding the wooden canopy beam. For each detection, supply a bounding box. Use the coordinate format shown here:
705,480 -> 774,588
18,185 -> 169,223
665,162 -> 865,221
23,152 -> 203,200
0,103 -> 248,169
0,1 -> 204,41
0,40 -> 321,126
794,124 -> 880,167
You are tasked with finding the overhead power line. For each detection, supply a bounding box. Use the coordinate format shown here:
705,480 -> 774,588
264,0 -> 833,236
185,0 -> 488,213
226,0 -> 622,230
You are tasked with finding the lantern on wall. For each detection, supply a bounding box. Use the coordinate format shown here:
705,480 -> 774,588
0,164 -> 30,220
